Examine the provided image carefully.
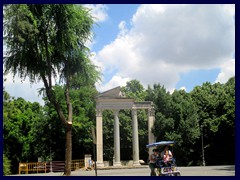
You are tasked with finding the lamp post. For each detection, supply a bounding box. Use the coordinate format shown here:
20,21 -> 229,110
92,127 -> 97,176
201,124 -> 206,166
49,124 -> 53,172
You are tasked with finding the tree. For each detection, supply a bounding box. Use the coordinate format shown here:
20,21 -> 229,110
3,154 -> 11,175
4,4 -> 100,175
3,92 -> 45,173
102,110 -> 114,161
122,80 -> 147,101
121,80 -> 149,161
190,78 -> 235,165
146,84 -> 200,165
170,90 -> 200,165
41,84 -> 98,160
146,84 -> 172,115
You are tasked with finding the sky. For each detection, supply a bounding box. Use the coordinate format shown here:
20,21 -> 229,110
3,4 -> 235,106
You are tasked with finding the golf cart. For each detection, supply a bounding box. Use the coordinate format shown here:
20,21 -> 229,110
146,141 -> 181,176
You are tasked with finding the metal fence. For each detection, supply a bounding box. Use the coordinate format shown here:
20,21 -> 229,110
19,159 -> 84,174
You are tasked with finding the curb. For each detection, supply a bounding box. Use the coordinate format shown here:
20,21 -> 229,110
86,165 -> 149,171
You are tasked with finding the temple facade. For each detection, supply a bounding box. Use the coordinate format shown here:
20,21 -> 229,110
95,86 -> 156,166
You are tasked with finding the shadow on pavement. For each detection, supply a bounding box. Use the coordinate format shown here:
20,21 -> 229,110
214,165 -> 235,171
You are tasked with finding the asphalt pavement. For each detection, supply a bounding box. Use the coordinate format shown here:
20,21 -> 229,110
10,165 -> 235,176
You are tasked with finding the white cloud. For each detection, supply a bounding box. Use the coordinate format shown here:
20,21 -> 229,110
4,4 -> 109,105
4,4 -> 235,104
83,4 -> 108,49
169,86 -> 186,95
118,21 -> 128,37
83,4 -> 108,22
118,21 -> 126,30
223,4 -> 235,17
96,75 -> 130,92
4,71 -> 62,106
180,86 -> 187,91
95,4 -> 235,91
4,74 -> 45,105
215,58 -> 235,83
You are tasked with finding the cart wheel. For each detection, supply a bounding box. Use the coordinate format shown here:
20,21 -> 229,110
155,168 -> 160,176
175,172 -> 181,176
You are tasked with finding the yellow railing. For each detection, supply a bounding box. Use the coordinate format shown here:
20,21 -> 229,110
19,162 -> 46,174
19,159 -> 85,174
71,159 -> 85,170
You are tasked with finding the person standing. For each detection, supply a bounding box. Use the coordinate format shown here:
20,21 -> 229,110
149,149 -> 159,176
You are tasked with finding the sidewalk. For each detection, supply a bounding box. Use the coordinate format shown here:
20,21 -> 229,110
94,164 -> 148,170
9,165 -> 235,176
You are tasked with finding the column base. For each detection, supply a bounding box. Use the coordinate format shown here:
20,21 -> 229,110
133,161 -> 141,166
113,162 -> 122,167
96,161 -> 105,167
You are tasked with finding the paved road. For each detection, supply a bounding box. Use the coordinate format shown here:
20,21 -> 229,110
11,165 -> 235,176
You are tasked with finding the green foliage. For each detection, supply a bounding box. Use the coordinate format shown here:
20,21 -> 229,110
3,75 -> 235,171
3,92 -> 45,173
146,85 -> 200,165
102,110 -> 114,160
120,80 -> 149,161
4,4 -> 99,84
4,4 -> 100,175
41,84 -> 98,159
3,4 -> 234,169
3,154 -> 11,175
3,83 -> 98,173
190,77 -> 235,165
98,78 -> 234,165
121,80 -> 147,101
146,84 -> 172,115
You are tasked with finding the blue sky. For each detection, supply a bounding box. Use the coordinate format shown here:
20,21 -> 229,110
91,4 -> 140,52
88,4 -> 235,92
4,4 -> 235,105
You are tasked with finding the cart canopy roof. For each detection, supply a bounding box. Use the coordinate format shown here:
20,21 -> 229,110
146,141 -> 175,148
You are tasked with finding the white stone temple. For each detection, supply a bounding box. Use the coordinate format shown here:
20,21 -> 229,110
95,86 -> 156,167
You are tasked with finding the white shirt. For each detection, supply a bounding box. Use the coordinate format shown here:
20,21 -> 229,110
149,153 -> 158,163
161,150 -> 172,159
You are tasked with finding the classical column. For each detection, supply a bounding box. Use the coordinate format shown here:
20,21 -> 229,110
132,109 -> 140,166
96,109 -> 104,167
113,110 -> 121,166
148,107 -> 156,159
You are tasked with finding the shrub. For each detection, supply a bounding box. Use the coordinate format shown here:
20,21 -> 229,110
3,154 -> 11,175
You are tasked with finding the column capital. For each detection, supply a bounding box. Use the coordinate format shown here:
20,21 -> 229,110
113,109 -> 120,116
148,107 -> 155,116
96,109 -> 103,117
131,108 -> 137,116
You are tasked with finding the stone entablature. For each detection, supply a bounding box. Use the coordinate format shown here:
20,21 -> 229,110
133,101 -> 153,109
96,98 -> 135,110
96,95 -> 154,110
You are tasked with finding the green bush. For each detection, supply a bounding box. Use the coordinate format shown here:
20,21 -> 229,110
3,154 -> 11,175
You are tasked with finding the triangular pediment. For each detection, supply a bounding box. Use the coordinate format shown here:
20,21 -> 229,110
97,86 -> 126,98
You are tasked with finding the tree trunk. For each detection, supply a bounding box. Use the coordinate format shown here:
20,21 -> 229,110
64,74 -> 72,176
64,123 -> 72,175
42,74 -> 73,176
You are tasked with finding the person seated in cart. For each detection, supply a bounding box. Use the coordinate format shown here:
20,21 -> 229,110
160,145 -> 175,166
146,141 -> 181,176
